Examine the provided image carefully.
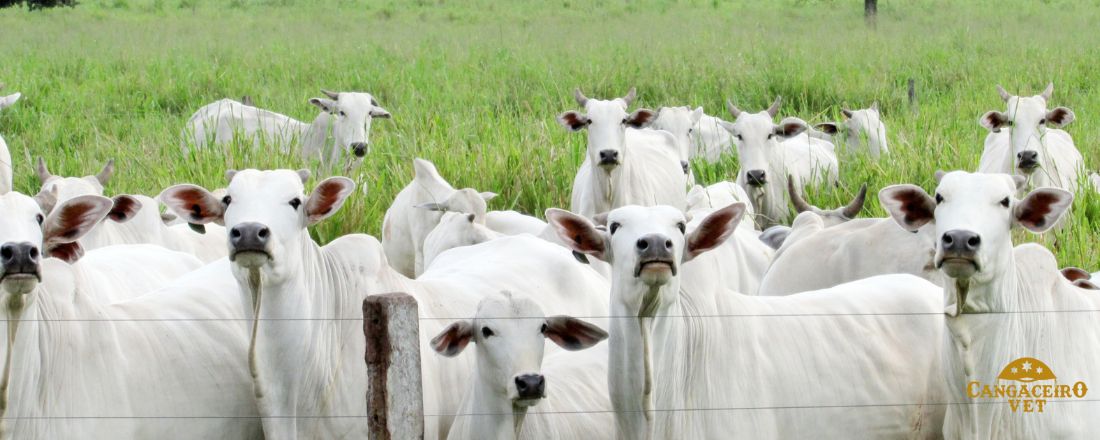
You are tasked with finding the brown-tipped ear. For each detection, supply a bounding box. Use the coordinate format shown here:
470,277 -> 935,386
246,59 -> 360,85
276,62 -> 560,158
557,111 -> 590,131
305,177 -> 356,225
774,117 -> 808,138
49,242 -> 84,263
544,316 -> 608,351
1074,279 -> 1099,290
108,195 -> 142,223
1044,107 -> 1074,128
43,195 -> 113,252
545,208 -> 608,261
979,111 -> 1010,133
1061,267 -> 1091,282
308,97 -> 336,113
1014,188 -> 1073,233
430,321 -> 474,357
625,109 -> 657,128
879,185 -> 936,232
684,203 -> 745,263
160,184 -> 224,225
814,122 -> 839,135
841,109 -> 854,119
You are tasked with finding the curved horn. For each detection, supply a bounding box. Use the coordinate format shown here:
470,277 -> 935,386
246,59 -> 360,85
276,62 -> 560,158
996,85 -> 1011,102
321,89 -> 340,100
726,100 -> 742,118
841,183 -> 868,219
1040,82 -> 1054,101
36,157 -> 53,184
96,159 -> 115,186
787,177 -> 812,213
766,96 -> 782,118
573,88 -> 589,107
621,87 -> 637,106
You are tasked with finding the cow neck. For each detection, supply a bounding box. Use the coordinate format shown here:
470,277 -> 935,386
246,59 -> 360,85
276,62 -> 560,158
304,111 -> 335,166
753,145 -> 790,229
452,360 -> 525,440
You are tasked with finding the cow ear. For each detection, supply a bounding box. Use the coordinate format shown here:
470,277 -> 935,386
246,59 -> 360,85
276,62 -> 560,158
774,117 -> 808,138
370,106 -> 391,119
159,184 -> 225,225
308,98 -> 336,113
430,321 -> 474,357
544,316 -> 608,351
42,195 -> 113,253
545,208 -> 608,261
690,107 -> 704,124
841,108 -> 854,119
1014,188 -> 1073,233
108,195 -> 142,223
557,111 -> 590,131
879,184 -> 936,232
625,108 -> 657,128
480,192 -> 497,202
814,122 -> 840,135
305,177 -> 356,225
717,120 -> 736,134
979,111 -> 1010,133
684,203 -> 745,263
0,93 -> 20,110
1044,107 -> 1074,128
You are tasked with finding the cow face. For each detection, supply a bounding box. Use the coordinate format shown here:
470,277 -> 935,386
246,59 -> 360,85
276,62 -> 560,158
0,191 -> 113,295
547,204 -> 743,313
35,158 -> 140,224
431,291 -> 607,406
557,88 -> 656,172
159,169 -> 355,282
979,83 -> 1074,175
652,106 -> 704,170
719,97 -> 807,190
308,90 -> 391,160
0,92 -> 20,111
881,172 -> 1071,308
818,103 -> 887,155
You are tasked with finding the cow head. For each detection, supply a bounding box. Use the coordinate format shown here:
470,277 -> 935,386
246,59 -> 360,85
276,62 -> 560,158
652,106 -> 704,172
881,171 -> 1071,314
308,90 -> 391,159
557,88 -> 657,172
720,97 -> 806,190
36,158 -> 141,225
159,169 -> 355,283
817,102 -> 887,155
431,291 -> 607,407
0,191 -> 114,295
422,211 -> 496,270
547,204 -> 743,314
978,83 -> 1074,175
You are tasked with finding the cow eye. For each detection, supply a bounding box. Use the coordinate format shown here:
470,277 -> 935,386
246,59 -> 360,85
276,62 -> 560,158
609,222 -> 621,235
767,133 -> 775,140
1000,197 -> 1010,208
935,193 -> 944,204
481,327 -> 494,338
289,198 -> 302,209
621,118 -> 628,124
735,134 -> 743,141
222,195 -> 232,205
338,110 -> 346,117
676,222 -> 686,234
687,128 -> 694,134
35,214 -> 44,225
540,323 -> 548,334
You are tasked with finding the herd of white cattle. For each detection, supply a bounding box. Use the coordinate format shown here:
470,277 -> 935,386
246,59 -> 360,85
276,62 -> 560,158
0,81 -> 1098,439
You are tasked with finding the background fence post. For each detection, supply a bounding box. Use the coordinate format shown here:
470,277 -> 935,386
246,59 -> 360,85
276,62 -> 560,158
364,293 -> 424,440
865,0 -> 877,27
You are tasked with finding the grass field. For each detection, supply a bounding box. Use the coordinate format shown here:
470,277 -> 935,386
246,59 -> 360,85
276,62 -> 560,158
1,0 -> 1099,269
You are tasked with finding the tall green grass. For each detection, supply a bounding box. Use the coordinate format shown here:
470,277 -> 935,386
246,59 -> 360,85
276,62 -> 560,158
1,0 -> 1098,268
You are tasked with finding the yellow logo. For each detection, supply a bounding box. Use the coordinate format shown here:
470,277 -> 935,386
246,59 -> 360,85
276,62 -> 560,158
967,357 -> 1088,413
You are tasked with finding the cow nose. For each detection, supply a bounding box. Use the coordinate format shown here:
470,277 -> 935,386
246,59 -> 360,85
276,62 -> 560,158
941,230 -> 981,254
680,160 -> 690,175
515,374 -> 546,399
351,142 -> 368,158
1016,150 -> 1038,169
230,222 -> 270,253
1,242 -> 40,276
636,234 -> 673,252
746,169 -> 767,186
598,150 -> 620,165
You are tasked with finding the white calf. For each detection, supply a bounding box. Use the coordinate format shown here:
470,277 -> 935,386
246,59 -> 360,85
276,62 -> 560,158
815,102 -> 889,157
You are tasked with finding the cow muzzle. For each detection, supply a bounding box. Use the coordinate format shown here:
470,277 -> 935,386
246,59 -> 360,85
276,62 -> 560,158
634,234 -> 676,285
598,150 -> 620,169
746,169 -> 767,187
1,242 -> 41,294
230,222 -> 272,268
937,229 -> 981,278
1016,150 -> 1039,173
351,142 -> 369,158
514,374 -> 546,405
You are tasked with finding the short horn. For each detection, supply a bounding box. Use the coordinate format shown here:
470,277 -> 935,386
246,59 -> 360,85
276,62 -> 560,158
996,85 -> 1011,102
36,157 -> 53,184
766,96 -> 782,118
321,89 -> 340,100
96,159 -> 115,186
622,87 -> 637,106
726,100 -> 742,118
1040,82 -> 1054,102
841,183 -> 868,219
573,88 -> 589,107
787,176 -> 812,213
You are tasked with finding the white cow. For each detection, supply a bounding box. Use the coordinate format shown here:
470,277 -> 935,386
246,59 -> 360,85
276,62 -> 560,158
423,212 -> 503,270
559,88 -> 687,218
651,106 -> 735,163
382,158 -> 496,277
485,210 -> 548,236
881,171 -> 1100,438
183,90 -> 391,170
37,159 -> 227,262
815,102 -> 889,158
720,97 -> 839,228
0,86 -> 20,194
161,169 -> 609,439
547,204 -> 945,439
758,180 -> 868,250
686,181 -> 755,229
977,83 -> 1082,194
651,106 -> 700,173
431,291 -> 611,440
0,191 -> 261,439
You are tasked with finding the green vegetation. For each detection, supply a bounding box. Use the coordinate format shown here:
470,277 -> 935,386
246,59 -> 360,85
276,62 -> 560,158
1,0 -> 1098,267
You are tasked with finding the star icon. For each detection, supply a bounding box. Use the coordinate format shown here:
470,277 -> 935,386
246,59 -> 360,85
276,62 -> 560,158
1011,367 -> 1018,374
1022,361 -> 1033,372
1037,367 -> 1044,374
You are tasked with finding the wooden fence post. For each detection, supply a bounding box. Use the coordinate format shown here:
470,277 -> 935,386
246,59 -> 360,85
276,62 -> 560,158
364,293 -> 424,440
865,0 -> 877,27
908,78 -> 918,114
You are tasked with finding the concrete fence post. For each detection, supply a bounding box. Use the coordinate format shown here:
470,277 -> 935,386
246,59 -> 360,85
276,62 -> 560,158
364,293 -> 424,440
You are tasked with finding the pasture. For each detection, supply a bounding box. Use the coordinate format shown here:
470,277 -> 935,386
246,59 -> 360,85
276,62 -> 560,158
1,0 -> 1099,268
